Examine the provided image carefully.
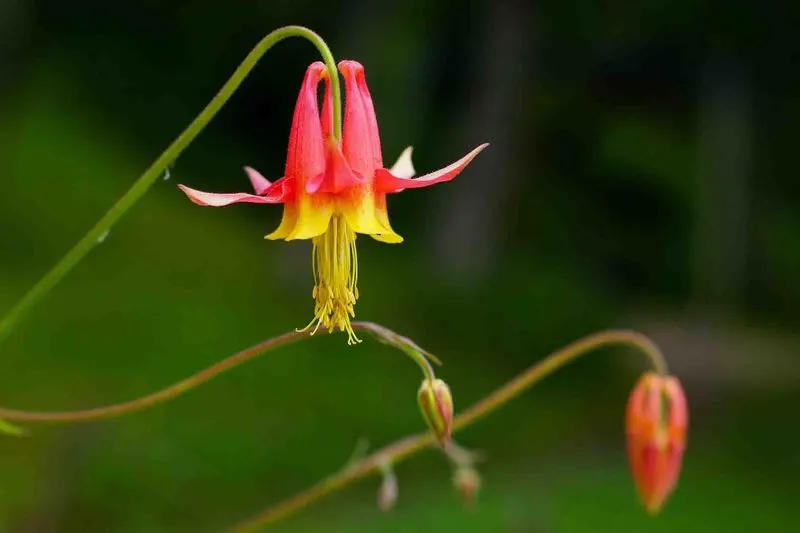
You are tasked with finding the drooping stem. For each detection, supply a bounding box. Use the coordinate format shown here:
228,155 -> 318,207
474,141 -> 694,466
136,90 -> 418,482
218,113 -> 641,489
453,329 -> 666,431
0,322 -> 430,424
0,26 -> 341,347
227,329 -> 667,532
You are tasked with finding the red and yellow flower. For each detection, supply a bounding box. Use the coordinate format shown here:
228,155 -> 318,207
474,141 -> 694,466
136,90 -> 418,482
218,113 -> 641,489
179,61 -> 487,343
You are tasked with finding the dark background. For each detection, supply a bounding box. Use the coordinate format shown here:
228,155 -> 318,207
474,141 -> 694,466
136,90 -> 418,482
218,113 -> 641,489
0,1 -> 797,531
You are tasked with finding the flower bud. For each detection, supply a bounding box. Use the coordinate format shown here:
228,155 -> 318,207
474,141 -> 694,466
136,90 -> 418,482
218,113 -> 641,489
453,466 -> 481,506
626,372 -> 688,514
377,469 -> 398,512
417,378 -> 454,446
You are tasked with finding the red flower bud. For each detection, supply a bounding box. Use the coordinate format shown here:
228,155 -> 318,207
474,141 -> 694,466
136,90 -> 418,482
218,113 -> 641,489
626,372 -> 688,514
453,466 -> 481,506
417,378 -> 454,446
377,469 -> 398,512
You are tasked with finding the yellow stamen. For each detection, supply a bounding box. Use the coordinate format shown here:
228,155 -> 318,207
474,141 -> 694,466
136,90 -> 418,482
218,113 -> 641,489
301,214 -> 360,344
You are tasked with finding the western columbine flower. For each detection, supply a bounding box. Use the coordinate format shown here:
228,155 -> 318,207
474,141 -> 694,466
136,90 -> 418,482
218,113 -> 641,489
626,371 -> 688,514
179,61 -> 487,343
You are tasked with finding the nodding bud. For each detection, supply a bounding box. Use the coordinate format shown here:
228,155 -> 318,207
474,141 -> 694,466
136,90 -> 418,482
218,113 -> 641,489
377,467 -> 398,512
626,372 -> 688,514
453,466 -> 481,506
417,378 -> 454,446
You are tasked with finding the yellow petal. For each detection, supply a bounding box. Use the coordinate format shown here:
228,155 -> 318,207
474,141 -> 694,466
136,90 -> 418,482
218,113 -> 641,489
371,230 -> 403,244
286,194 -> 334,240
338,186 -> 389,236
371,193 -> 403,243
265,203 -> 298,240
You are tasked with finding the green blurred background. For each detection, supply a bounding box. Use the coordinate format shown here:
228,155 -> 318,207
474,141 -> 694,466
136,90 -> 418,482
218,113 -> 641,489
1,1 -> 797,531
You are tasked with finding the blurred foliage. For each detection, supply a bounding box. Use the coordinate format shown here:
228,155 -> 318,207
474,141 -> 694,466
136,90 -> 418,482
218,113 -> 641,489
0,0 -> 797,531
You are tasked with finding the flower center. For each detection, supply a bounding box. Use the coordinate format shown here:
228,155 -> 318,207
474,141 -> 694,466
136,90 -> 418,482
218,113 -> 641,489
304,214 -> 360,344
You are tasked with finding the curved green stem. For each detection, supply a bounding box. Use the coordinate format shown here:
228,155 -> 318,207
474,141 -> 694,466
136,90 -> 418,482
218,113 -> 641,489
0,322 -> 428,424
228,329 -> 667,532
452,329 -> 666,431
0,26 -> 341,347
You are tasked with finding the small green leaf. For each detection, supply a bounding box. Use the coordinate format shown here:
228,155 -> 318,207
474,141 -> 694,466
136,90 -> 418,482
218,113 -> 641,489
0,419 -> 27,437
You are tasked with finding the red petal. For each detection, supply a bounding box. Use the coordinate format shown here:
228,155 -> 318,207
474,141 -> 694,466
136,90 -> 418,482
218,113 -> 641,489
266,177 -> 295,200
374,143 -> 489,193
339,60 -> 381,178
306,142 -> 363,195
284,62 -> 327,189
663,439 -> 685,497
642,374 -> 662,435
352,61 -> 383,168
178,185 -> 283,207
304,172 -> 325,196
321,71 -> 333,139
243,166 -> 272,194
178,177 -> 293,207
665,377 -> 688,435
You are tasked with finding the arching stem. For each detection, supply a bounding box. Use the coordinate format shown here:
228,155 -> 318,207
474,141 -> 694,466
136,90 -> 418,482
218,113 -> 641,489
0,322 -> 432,424
0,26 -> 341,347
